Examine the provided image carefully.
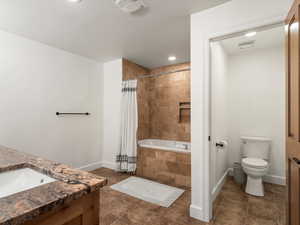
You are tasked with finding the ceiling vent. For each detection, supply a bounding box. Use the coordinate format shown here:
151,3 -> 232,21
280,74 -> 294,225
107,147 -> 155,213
238,41 -> 255,50
114,0 -> 146,13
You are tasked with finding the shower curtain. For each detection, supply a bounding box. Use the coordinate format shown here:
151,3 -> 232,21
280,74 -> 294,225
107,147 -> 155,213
117,79 -> 138,173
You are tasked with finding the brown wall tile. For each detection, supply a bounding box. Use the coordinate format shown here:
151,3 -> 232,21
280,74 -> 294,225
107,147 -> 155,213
156,171 -> 176,185
175,174 -> 188,187
148,63 -> 191,142
122,59 -> 149,81
176,153 -> 191,164
122,59 -> 191,142
138,147 -> 191,188
156,150 -> 177,162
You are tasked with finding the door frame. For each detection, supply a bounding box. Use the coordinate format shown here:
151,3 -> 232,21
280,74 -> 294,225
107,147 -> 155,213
208,21 -> 285,217
192,14 -> 287,222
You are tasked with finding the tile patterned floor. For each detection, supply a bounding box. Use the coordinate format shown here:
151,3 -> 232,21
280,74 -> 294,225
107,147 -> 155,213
92,168 -> 286,225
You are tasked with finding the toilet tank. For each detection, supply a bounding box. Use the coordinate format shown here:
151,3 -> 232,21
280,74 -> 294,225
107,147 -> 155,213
241,136 -> 271,160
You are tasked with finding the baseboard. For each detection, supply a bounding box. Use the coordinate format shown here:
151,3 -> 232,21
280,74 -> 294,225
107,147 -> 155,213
78,161 -> 118,172
190,204 -> 209,222
227,167 -> 286,186
77,161 -> 103,171
228,167 -> 234,176
263,174 -> 286,186
211,168 -> 230,201
101,161 -> 117,170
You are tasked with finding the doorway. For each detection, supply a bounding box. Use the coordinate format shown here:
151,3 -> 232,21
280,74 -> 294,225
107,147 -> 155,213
209,24 -> 286,224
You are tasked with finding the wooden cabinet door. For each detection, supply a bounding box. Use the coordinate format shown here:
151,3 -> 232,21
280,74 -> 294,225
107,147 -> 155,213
286,1 -> 300,225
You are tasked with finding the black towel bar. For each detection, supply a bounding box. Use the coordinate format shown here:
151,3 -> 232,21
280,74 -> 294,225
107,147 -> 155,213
56,112 -> 90,116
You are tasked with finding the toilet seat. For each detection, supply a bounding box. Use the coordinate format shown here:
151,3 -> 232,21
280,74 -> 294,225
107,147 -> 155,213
242,157 -> 268,169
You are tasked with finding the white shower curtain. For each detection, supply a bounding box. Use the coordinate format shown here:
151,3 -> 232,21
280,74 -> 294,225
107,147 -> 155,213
117,79 -> 138,173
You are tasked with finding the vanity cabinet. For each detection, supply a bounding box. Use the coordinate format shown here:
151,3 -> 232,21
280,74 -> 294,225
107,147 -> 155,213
24,190 -> 100,225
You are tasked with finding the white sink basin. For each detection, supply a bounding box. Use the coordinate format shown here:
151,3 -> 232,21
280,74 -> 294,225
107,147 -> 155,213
0,168 -> 57,198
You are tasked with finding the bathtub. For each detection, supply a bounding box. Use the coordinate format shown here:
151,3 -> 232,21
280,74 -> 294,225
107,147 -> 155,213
138,139 -> 191,153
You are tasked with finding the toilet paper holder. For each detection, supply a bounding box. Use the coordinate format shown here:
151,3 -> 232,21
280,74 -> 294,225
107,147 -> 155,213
216,142 -> 224,147
215,140 -> 228,148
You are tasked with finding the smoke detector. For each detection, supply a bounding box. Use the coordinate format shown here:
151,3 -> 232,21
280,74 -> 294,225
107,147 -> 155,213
114,0 -> 146,13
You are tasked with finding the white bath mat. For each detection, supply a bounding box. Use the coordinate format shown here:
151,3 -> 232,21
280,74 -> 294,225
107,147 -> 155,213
111,176 -> 184,207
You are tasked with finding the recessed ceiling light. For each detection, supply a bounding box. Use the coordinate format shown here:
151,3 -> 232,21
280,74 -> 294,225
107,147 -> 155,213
245,31 -> 257,37
68,0 -> 82,3
168,56 -> 177,61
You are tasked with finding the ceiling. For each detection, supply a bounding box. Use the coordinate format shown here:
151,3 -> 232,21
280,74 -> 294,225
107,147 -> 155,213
0,0 -> 228,68
221,25 -> 285,55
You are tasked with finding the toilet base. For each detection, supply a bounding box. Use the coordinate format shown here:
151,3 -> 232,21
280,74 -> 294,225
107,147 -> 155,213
245,176 -> 264,196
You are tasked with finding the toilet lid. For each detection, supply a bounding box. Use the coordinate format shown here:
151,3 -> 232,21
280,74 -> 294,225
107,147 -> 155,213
242,158 -> 268,169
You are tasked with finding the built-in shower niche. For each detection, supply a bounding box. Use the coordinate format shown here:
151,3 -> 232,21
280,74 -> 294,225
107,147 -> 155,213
179,102 -> 191,123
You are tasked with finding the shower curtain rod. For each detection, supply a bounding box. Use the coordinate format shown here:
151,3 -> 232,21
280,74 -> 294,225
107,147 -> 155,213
127,68 -> 190,81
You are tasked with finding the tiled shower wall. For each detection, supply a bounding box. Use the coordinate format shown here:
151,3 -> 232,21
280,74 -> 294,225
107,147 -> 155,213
122,59 -> 191,142
148,63 -> 191,142
123,59 -> 191,188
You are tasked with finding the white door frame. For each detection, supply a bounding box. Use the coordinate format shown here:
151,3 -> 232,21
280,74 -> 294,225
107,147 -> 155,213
208,19 -> 285,215
190,13 -> 286,222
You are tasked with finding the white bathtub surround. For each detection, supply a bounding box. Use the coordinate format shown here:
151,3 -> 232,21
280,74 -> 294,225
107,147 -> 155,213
138,139 -> 191,153
111,177 -> 184,207
117,80 -> 138,172
0,168 -> 57,199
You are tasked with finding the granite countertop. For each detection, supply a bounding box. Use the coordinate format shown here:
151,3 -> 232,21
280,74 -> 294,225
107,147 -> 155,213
0,145 -> 107,225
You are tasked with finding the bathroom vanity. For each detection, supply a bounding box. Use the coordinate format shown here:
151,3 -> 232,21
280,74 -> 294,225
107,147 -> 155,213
0,146 -> 107,225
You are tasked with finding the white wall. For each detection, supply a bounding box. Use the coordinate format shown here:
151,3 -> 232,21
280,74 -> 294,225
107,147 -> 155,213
102,59 -> 123,169
227,46 -> 285,182
210,42 -> 229,200
191,0 -> 293,221
0,30 -> 103,169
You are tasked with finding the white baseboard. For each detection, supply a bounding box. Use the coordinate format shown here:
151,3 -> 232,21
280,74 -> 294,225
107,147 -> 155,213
77,161 -> 103,171
211,168 -> 230,201
263,174 -> 286,186
101,161 -> 117,170
190,205 -> 209,222
228,167 -> 286,186
78,161 -> 118,172
228,167 -> 234,176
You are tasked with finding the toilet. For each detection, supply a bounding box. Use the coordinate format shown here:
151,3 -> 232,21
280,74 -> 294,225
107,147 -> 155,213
241,136 -> 271,197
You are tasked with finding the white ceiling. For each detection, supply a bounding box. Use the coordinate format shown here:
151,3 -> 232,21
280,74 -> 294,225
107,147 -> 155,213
221,25 -> 285,55
0,0 -> 228,68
